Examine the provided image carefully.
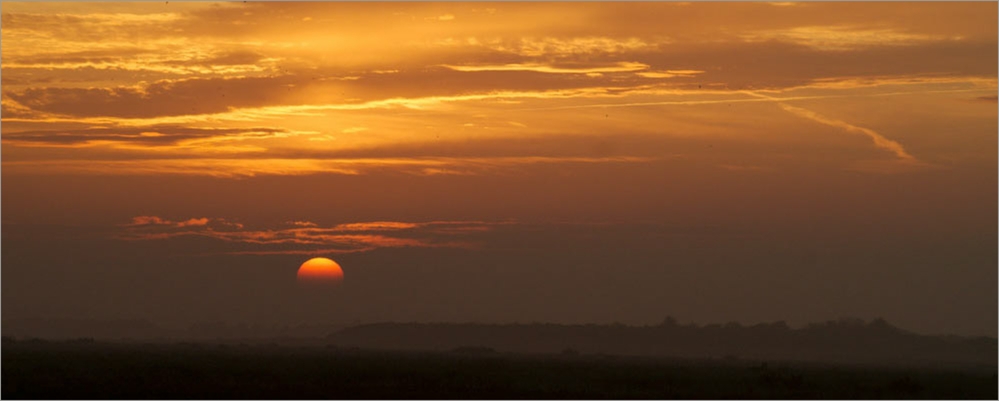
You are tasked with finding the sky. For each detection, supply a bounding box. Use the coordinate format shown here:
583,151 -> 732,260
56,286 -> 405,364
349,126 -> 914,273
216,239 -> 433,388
1,2 -> 996,337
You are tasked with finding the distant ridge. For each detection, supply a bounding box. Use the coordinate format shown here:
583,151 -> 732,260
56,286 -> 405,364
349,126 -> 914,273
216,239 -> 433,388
328,318 -> 996,368
1,318 -> 347,342
2,318 -> 165,340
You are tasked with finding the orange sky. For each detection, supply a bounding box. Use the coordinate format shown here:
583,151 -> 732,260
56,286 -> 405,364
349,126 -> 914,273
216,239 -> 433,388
2,2 -> 996,336
3,2 -> 996,176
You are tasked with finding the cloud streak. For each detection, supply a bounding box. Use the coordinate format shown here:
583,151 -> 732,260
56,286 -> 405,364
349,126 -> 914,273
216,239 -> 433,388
775,102 -> 915,161
119,217 -> 509,255
741,26 -> 963,51
2,2 -> 993,178
744,91 -> 916,162
1,126 -> 291,147
2,156 -> 660,178
443,62 -> 650,74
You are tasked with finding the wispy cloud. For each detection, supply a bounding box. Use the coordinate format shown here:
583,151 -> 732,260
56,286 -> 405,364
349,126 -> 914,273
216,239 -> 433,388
2,156 -> 660,178
743,91 -> 916,162
777,102 -> 915,161
741,26 -> 962,51
126,215 -> 244,230
2,2 -> 993,181
119,217 -> 510,255
1,126 -> 294,148
443,62 -> 650,74
332,222 -> 420,231
287,220 -> 318,228
635,70 -> 704,79
438,36 -> 660,58
3,85 -> 639,124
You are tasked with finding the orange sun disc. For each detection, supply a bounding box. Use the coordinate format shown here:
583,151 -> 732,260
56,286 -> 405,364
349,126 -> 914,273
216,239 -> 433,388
297,257 -> 344,286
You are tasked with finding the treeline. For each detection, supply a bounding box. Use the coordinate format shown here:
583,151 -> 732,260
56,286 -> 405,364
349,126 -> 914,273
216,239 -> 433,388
328,318 -> 996,367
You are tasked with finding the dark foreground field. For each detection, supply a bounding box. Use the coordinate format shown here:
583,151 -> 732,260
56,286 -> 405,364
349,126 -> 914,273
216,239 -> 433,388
3,340 -> 996,399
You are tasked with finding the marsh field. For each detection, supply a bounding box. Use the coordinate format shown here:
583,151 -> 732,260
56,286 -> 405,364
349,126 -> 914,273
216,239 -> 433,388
3,339 -> 995,399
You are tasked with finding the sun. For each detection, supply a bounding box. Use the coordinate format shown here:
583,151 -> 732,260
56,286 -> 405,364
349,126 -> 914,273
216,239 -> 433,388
297,257 -> 344,287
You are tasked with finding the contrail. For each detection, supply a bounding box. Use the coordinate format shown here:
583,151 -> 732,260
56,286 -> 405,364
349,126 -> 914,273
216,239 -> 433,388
513,94 -> 836,112
742,91 -> 915,161
511,88 -> 981,114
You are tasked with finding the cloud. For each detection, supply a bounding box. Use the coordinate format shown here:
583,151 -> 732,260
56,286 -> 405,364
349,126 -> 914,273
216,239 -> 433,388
441,36 -> 660,58
341,127 -> 369,134
4,75 -> 310,118
176,218 -> 210,227
195,50 -> 268,66
740,26 -> 962,51
0,98 -> 43,119
2,1 -> 993,182
443,61 -> 650,74
1,126 -> 290,147
332,222 -> 420,231
794,76 -> 998,92
776,103 -> 914,161
513,37 -> 658,57
2,58 -> 270,77
127,216 -> 173,226
6,85 -> 647,126
287,221 -> 318,227
2,156 -> 659,178
744,91 -> 915,161
7,34 -> 993,122
635,70 -> 704,79
3,68 -> 641,120
3,11 -> 183,26
126,215 -> 238,229
628,39 -> 996,90
118,217 -> 504,254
